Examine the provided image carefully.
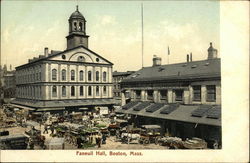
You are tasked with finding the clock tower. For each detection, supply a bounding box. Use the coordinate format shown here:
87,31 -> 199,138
66,6 -> 89,49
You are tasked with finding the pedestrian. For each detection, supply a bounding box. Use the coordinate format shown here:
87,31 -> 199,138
43,124 -> 48,134
76,136 -> 82,148
97,132 -> 102,148
29,139 -> 34,150
102,134 -> 107,144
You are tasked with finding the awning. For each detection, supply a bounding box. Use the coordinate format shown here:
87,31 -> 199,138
10,104 -> 35,111
116,102 -> 221,127
36,107 -> 65,111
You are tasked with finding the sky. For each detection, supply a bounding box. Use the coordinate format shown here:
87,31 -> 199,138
1,0 -> 220,72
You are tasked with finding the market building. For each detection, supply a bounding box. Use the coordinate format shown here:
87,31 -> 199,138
113,71 -> 135,105
116,43 -> 221,148
12,6 -> 115,112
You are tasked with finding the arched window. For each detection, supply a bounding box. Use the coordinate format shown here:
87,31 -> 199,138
79,22 -> 83,31
71,70 -> 75,80
80,86 -> 84,96
74,22 -> 77,30
79,70 -> 84,81
62,86 -> 66,97
77,56 -> 85,62
71,86 -> 75,96
52,86 -> 57,97
62,69 -> 66,81
88,71 -> 92,81
52,69 -> 57,80
103,86 -> 107,95
103,72 -> 107,82
96,86 -> 99,96
96,71 -> 99,81
88,86 -> 92,96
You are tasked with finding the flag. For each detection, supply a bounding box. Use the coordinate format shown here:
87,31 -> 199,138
168,46 -> 170,55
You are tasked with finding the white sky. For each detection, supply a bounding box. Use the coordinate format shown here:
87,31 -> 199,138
1,1 -> 220,72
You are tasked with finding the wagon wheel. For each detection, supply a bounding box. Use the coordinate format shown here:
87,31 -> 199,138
213,142 -> 219,149
143,139 -> 149,145
139,138 -> 144,144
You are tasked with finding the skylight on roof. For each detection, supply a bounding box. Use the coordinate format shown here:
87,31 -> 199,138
158,67 -> 165,72
131,73 -> 140,78
191,65 -> 197,68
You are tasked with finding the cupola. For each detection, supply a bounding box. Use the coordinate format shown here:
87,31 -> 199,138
66,6 -> 89,49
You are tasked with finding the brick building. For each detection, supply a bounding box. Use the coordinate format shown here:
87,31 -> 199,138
112,71 -> 135,105
116,43 -> 221,148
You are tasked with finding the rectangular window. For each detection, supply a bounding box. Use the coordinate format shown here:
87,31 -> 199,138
175,90 -> 183,101
206,85 -> 216,102
135,90 -> 141,99
193,85 -> 201,101
147,90 -> 153,100
160,90 -> 167,100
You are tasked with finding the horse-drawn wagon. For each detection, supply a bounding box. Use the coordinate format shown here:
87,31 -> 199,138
139,125 -> 161,144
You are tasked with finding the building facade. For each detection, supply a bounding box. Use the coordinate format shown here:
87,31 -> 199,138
0,65 -> 16,100
121,43 -> 221,106
113,71 -> 134,105
117,43 -> 221,148
13,6 -> 114,112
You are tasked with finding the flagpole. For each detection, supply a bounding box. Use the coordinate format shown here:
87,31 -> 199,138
141,3 -> 144,68
168,53 -> 169,64
167,46 -> 170,64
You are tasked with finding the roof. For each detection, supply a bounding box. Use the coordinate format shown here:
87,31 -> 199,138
16,45 -> 113,69
12,98 -> 115,109
116,102 -> 221,126
122,58 -> 221,83
69,6 -> 85,20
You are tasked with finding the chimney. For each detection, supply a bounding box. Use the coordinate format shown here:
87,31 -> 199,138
152,55 -> 162,66
208,42 -> 218,59
186,54 -> 189,62
190,53 -> 192,62
44,47 -> 49,57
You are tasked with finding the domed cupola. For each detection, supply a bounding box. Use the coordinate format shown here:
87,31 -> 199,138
69,6 -> 85,20
66,5 -> 89,50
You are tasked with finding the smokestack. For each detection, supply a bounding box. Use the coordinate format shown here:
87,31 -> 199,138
208,42 -> 218,59
186,54 -> 189,62
190,53 -> 192,62
44,47 -> 49,57
152,55 -> 162,66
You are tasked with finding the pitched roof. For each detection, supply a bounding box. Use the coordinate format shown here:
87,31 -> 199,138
16,45 -> 113,69
122,58 -> 221,83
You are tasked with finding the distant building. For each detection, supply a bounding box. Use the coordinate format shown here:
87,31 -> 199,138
112,71 -> 135,105
117,43 -> 221,148
12,6 -> 115,112
0,65 -> 16,100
